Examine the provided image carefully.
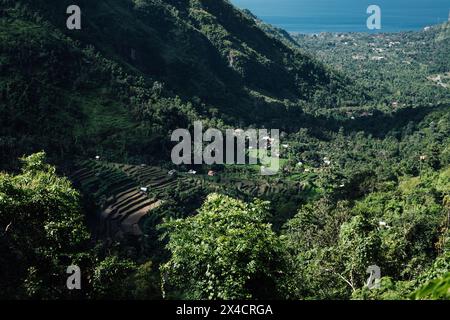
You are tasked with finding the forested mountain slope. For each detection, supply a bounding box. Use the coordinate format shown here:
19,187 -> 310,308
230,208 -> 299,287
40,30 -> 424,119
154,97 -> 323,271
1,0 -> 449,301
293,22 -> 450,113
0,0 -> 366,170
36,0 -> 362,108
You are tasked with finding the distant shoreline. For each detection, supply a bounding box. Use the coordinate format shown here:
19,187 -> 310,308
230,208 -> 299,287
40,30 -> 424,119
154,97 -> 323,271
231,0 -> 450,34
260,16 -> 449,35
288,21 -> 448,36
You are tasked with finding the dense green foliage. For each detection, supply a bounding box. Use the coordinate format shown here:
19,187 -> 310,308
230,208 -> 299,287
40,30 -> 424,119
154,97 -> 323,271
0,152 -> 90,298
0,0 -> 449,301
0,0 -> 365,172
0,1 -> 209,169
293,24 -> 450,115
283,167 -> 449,299
161,193 -> 285,299
0,152 -> 161,299
413,272 -> 450,300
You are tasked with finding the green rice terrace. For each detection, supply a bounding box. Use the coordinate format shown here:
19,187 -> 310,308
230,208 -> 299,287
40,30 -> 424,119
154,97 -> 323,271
71,159 -> 311,241
71,160 -> 199,240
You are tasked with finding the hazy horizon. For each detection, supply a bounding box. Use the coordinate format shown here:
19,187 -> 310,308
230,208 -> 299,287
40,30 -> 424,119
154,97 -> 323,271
231,0 -> 450,33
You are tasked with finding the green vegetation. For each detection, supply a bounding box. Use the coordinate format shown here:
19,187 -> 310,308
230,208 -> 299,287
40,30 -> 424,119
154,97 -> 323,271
160,194 -> 285,299
292,24 -> 450,115
0,0 -> 449,300
0,152 -> 90,298
0,152 -> 163,299
283,167 -> 449,299
413,272 -> 450,300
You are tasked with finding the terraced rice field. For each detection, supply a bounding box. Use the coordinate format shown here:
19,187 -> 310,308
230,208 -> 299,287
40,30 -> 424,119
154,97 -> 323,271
71,160 -> 202,240
197,172 -> 305,198
72,160 -> 307,241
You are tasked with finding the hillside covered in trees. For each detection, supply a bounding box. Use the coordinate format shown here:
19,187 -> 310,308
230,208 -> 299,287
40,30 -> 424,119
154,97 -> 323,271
292,23 -> 450,115
0,0 -> 368,169
0,0 -> 449,300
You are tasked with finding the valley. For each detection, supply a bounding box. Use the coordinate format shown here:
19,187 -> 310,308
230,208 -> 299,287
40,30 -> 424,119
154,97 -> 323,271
0,0 -> 449,301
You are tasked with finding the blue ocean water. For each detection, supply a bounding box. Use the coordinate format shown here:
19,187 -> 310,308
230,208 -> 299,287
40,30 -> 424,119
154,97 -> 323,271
231,0 -> 450,33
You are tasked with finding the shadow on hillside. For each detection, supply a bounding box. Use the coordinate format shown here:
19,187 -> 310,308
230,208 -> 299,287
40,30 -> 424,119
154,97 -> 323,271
342,104 -> 449,137
305,104 -> 449,138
